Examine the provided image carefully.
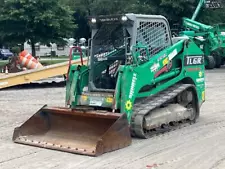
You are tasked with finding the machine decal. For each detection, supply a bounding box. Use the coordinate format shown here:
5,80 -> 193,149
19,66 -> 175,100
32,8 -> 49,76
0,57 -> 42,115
168,49 -> 178,60
199,71 -> 203,77
96,53 -> 108,61
196,36 -> 205,41
129,73 -> 137,99
184,21 -> 200,30
221,32 -> 225,36
163,57 -> 169,66
106,97 -> 113,103
97,57 -> 108,61
196,78 -> 204,83
158,54 -> 167,62
82,86 -> 88,92
125,100 -> 132,111
187,67 -> 201,72
81,95 -> 88,101
90,98 -> 104,106
150,63 -> 160,72
184,55 -> 204,66
202,91 -> 205,101
154,61 -> 172,78
99,17 -> 120,22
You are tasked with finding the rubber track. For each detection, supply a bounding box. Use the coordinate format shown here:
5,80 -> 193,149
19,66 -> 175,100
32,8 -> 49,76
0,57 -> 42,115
131,83 -> 196,138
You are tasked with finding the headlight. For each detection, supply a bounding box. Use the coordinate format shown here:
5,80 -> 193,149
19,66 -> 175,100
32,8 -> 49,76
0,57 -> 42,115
91,18 -> 97,23
121,16 -> 128,21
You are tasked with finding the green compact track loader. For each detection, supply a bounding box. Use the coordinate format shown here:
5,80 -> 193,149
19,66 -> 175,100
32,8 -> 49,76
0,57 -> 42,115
13,14 -> 206,156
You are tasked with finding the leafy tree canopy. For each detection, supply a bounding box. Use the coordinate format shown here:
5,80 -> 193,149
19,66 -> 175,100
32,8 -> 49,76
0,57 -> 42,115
0,0 -> 76,56
65,0 -> 225,39
1,0 -> 225,53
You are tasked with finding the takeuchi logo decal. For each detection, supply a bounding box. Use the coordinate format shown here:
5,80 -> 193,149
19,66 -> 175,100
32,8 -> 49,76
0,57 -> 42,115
125,100 -> 132,111
129,73 -> 137,99
184,55 -> 204,66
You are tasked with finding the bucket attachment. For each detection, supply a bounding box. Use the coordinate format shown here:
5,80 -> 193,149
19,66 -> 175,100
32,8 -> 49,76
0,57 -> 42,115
12,105 -> 132,156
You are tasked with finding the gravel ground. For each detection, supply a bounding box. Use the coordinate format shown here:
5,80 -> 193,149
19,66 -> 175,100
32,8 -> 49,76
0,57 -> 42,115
0,68 -> 225,169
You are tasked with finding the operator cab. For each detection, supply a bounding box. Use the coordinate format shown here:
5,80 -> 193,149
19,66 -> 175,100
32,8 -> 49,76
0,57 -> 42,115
88,14 -> 132,91
87,14 -> 172,92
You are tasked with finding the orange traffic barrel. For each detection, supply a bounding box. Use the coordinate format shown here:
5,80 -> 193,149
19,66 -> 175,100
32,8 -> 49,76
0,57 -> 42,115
18,50 -> 43,69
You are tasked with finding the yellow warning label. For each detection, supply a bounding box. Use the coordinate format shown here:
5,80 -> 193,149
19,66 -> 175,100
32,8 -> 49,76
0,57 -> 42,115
125,100 -> 132,111
163,58 -> 169,66
81,95 -> 88,101
202,91 -> 205,101
199,71 -> 203,78
106,97 -> 113,103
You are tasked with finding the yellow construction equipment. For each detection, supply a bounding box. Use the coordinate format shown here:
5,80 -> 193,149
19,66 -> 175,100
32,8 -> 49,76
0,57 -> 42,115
0,46 -> 88,89
0,59 -> 87,89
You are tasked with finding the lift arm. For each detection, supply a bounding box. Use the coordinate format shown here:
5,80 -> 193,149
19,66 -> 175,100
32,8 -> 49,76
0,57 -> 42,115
192,0 -> 222,20
183,17 -> 213,32
184,0 -> 223,32
192,0 -> 206,20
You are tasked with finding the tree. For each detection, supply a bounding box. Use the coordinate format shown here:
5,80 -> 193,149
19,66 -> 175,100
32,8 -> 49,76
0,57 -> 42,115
125,0 -> 197,25
66,0 -> 197,38
125,0 -> 225,28
58,0 -> 225,40
66,0 -> 137,39
0,0 -> 76,56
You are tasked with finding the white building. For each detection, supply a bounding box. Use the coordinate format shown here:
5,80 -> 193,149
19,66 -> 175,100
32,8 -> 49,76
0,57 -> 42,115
23,38 -> 77,57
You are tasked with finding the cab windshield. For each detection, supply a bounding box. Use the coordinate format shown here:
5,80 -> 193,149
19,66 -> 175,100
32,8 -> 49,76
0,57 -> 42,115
90,22 -> 131,90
